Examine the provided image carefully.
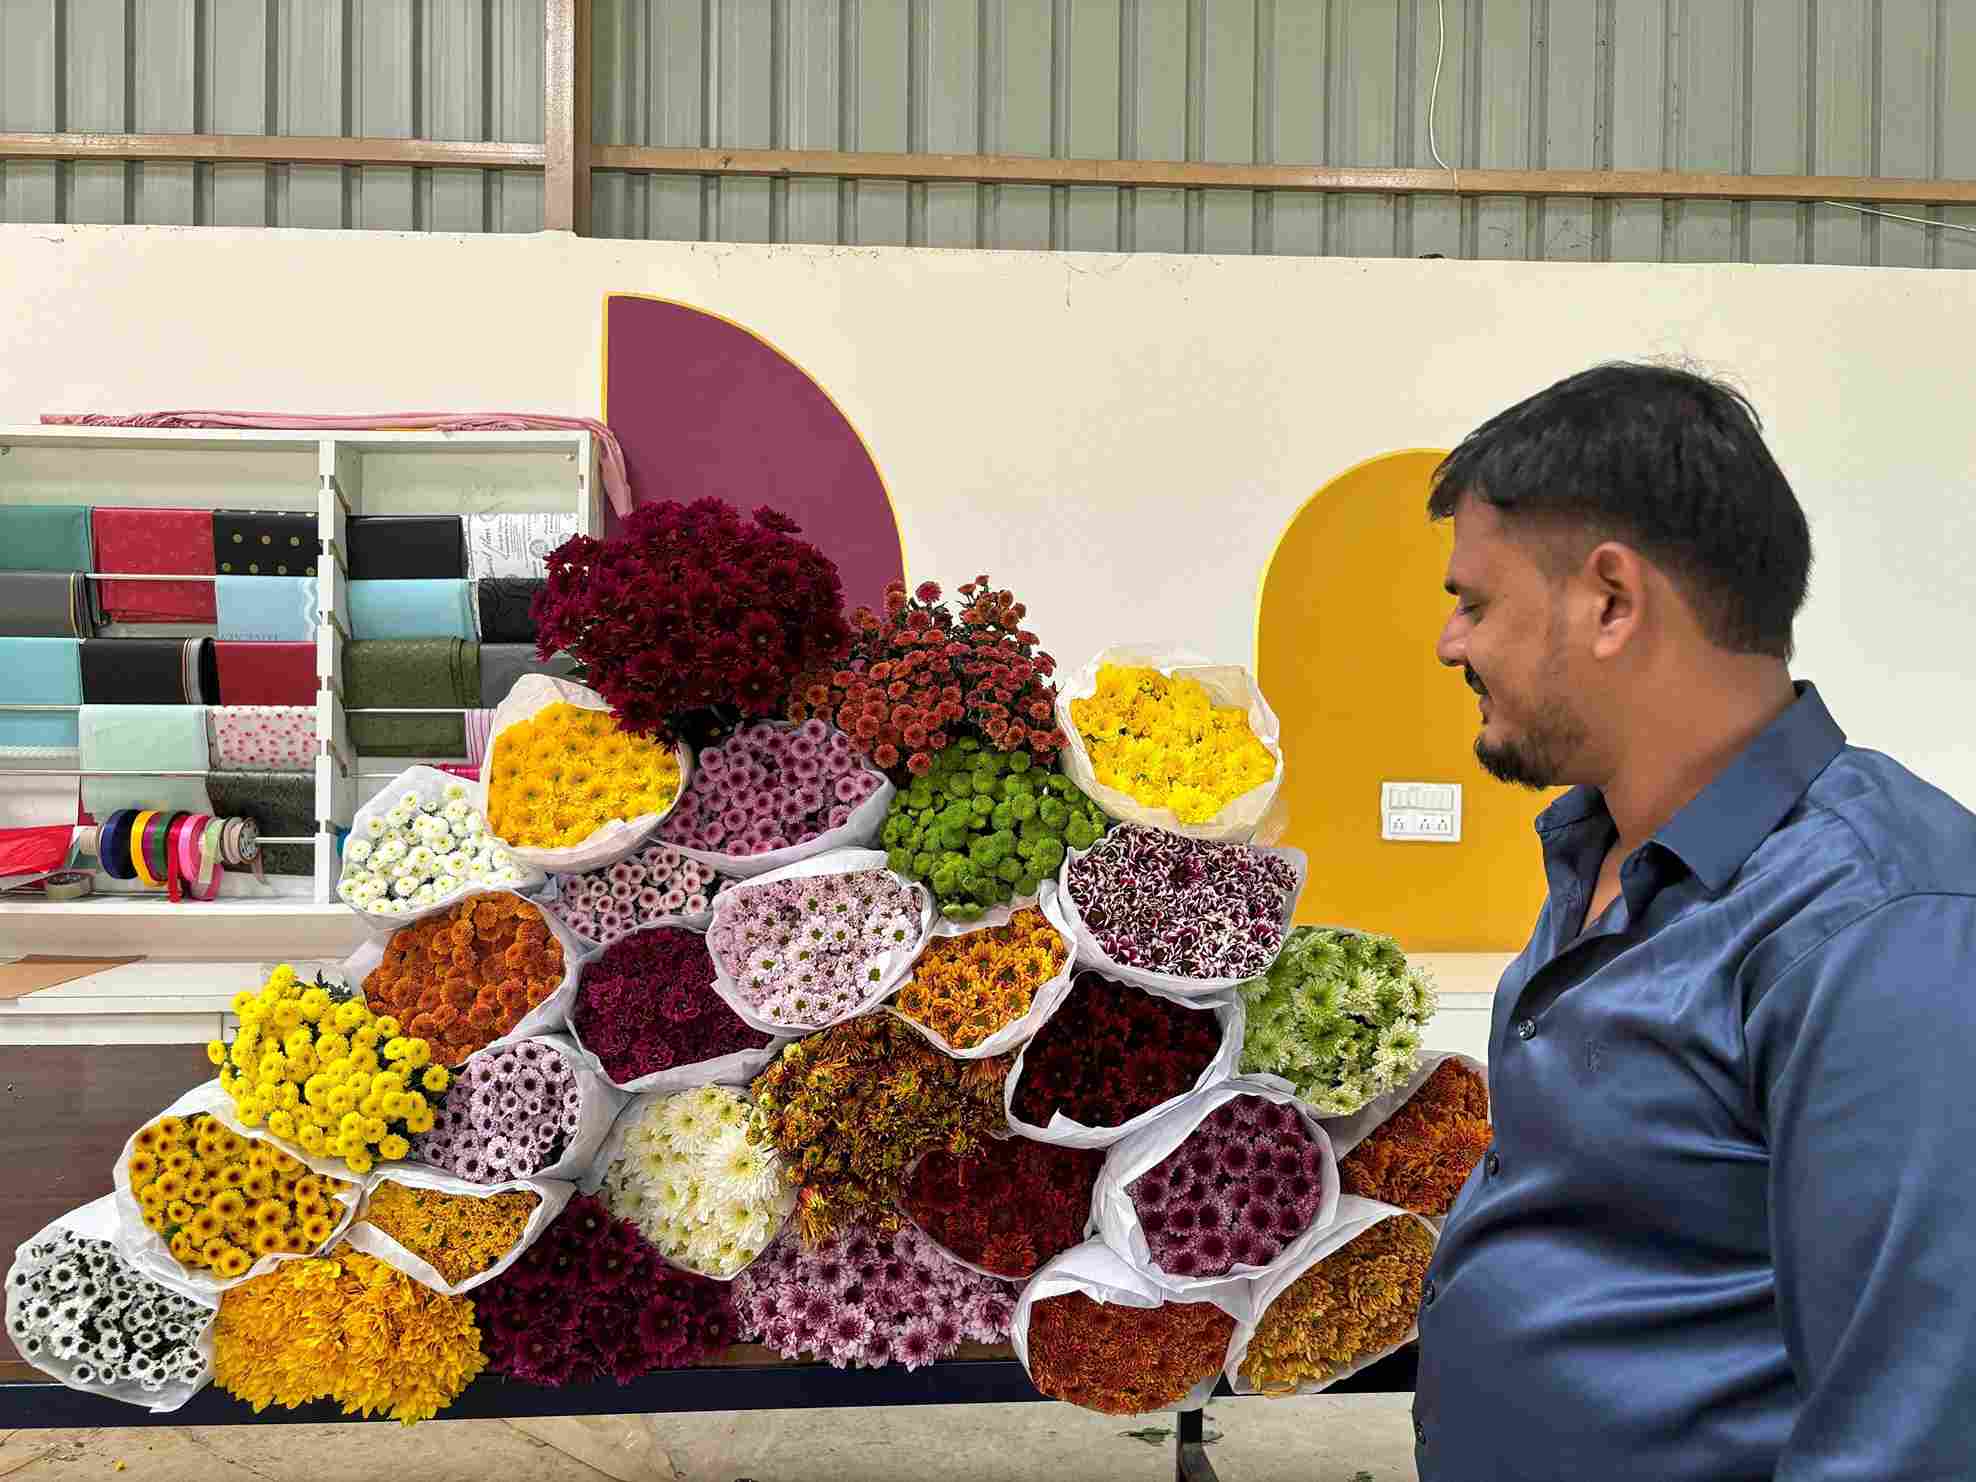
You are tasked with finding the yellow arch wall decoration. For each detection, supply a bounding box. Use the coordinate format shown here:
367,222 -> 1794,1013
1255,448 -> 1554,953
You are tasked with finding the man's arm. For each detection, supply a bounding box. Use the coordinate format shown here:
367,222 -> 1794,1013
1747,893 -> 1976,1482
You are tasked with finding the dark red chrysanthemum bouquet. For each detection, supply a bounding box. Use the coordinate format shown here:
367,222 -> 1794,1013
573,926 -> 773,1085
901,1138 -> 1103,1278
471,1196 -> 735,1386
788,576 -> 1066,777
1009,972 -> 1224,1134
534,498 -> 852,741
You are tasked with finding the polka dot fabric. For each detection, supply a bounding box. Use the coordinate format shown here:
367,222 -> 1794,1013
207,706 -> 317,773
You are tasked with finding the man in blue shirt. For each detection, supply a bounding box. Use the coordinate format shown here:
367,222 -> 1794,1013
1413,362 -> 1976,1481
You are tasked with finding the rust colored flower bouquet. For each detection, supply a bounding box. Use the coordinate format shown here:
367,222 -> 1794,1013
1337,1057 -> 1492,1216
1026,1291 -> 1235,1415
900,1138 -> 1102,1278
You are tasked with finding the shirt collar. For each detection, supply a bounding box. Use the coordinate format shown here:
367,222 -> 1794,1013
1534,682 -> 1847,895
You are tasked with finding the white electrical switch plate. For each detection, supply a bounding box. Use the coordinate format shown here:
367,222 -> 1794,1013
1381,781 -> 1462,842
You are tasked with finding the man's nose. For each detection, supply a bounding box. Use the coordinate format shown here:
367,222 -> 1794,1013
1435,614 -> 1465,669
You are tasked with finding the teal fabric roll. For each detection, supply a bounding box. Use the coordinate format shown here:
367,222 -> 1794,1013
0,505 -> 91,572
349,579 -> 476,640
78,704 -> 214,818
0,638 -> 83,747
216,576 -> 319,641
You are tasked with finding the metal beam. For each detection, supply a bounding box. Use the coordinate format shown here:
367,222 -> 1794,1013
543,0 -> 592,234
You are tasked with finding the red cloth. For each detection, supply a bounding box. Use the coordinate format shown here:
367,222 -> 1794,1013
90,507 -> 217,621
214,642 -> 317,705
0,825 -> 74,880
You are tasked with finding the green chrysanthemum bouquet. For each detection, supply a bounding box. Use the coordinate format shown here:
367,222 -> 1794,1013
1238,928 -> 1437,1116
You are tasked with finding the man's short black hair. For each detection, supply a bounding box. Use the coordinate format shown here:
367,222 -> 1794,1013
1428,362 -> 1811,660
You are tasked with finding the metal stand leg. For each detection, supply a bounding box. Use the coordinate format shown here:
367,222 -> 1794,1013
1176,1407 -> 1219,1482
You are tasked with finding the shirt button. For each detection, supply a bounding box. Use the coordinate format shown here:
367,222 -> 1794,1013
1414,1419 -> 1428,1448
1422,1280 -> 1437,1307
1516,1017 -> 1537,1040
1485,1150 -> 1501,1177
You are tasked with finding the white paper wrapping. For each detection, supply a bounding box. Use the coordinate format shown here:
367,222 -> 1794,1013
110,1080 -> 366,1302
1057,840 -> 1308,997
1003,979 -> 1245,1150
1054,643 -> 1285,844
477,673 -> 692,875
1010,1237 -> 1251,1415
1091,1076 -> 1341,1304
883,881 -> 1079,1061
1222,1196 -> 1437,1396
6,1195 -> 219,1414
343,1165 -> 574,1296
341,764 -> 547,934
703,847 -> 935,1036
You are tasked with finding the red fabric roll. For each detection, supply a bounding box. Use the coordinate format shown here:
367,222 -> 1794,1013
90,507 -> 217,621
214,641 -> 318,705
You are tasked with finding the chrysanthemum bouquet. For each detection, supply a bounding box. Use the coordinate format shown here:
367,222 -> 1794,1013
471,1195 -> 736,1385
900,1138 -> 1102,1278
891,905 -> 1070,1050
1238,928 -> 1438,1116
788,576 -> 1066,775
411,1039 -> 585,1184
361,893 -> 567,1067
574,925 -> 773,1086
209,964 -> 449,1176
1008,973 -> 1225,1136
361,1180 -> 542,1289
486,700 -> 683,849
533,498 -> 852,741
660,718 -> 885,857
1068,663 -> 1277,824
1024,1290 -> 1234,1415
732,1222 -> 1015,1369
552,842 -> 720,946
7,1225 -> 212,1401
339,781 -> 524,916
1337,1057 -> 1491,1215
598,1086 -> 795,1277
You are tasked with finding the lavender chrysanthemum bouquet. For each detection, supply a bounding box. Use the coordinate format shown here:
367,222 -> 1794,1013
661,719 -> 885,857
1065,824 -> 1299,980
706,868 -> 926,1028
554,842 -> 721,947
412,1039 -> 583,1182
732,1223 -> 1015,1370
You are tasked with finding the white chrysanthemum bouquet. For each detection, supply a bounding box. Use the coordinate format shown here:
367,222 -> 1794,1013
598,1086 -> 794,1278
1237,927 -> 1438,1116
338,782 -> 525,915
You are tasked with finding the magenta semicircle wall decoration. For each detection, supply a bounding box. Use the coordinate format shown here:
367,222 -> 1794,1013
603,294 -> 905,613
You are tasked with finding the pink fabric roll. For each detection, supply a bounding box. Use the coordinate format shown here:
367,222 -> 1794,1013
90,507 -> 217,621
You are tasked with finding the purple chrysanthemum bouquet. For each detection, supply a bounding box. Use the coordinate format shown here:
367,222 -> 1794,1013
411,1039 -> 583,1183
1129,1096 -> 1327,1279
553,842 -> 722,947
732,1222 -> 1015,1370
706,867 -> 927,1029
660,719 -> 885,857
1065,824 -> 1299,980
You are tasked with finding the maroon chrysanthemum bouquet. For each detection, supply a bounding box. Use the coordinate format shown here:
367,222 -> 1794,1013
1009,972 -> 1225,1135
471,1195 -> 735,1386
901,1138 -> 1103,1278
573,925 -> 773,1085
788,576 -> 1067,776
534,498 -> 852,741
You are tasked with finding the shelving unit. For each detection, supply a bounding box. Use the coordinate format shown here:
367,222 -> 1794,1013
0,425 -> 601,963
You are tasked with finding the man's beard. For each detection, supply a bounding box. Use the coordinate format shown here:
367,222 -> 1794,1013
1469,665 -> 1585,790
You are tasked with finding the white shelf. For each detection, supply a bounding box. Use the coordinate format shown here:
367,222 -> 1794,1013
0,898 -> 365,959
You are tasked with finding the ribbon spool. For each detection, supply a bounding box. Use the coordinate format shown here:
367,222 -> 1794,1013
88,810 -> 268,900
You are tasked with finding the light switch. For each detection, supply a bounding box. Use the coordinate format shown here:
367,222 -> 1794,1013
1382,781 -> 1463,842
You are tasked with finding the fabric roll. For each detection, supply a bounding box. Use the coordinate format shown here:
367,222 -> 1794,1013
344,639 -> 478,756
216,575 -> 319,641
204,771 -> 315,875
465,512 -> 580,579
0,505 -> 92,573
213,642 -> 317,705
0,638 -> 83,747
80,638 -> 216,705
349,579 -> 476,640
213,509 -> 319,577
478,645 -> 580,708
348,516 -> 465,580
474,578 -> 544,642
0,572 -> 92,638
0,768 -> 80,829
464,708 -> 495,767
89,507 -> 217,622
78,704 -> 214,818
208,706 -> 317,772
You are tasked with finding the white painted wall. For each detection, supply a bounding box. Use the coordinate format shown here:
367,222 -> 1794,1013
2,226 -> 1970,808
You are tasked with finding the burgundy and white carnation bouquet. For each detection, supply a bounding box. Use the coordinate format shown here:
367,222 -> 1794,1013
731,1222 -> 1016,1370
411,1036 -> 620,1184
1093,1079 -> 1340,1297
1060,824 -> 1305,994
705,851 -> 933,1033
659,719 -> 892,877
552,842 -> 723,946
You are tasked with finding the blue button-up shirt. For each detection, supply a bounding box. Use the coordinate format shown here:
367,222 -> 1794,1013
1414,684 -> 1976,1481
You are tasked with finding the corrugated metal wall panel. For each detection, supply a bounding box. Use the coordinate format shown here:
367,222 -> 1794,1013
4,0 -> 1971,265
0,0 -> 543,231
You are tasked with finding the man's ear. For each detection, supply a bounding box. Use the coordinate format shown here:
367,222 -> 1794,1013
1584,542 -> 1646,659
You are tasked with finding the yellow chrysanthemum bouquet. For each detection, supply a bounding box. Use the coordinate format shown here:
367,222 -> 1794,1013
1062,654 -> 1283,838
482,677 -> 687,864
208,964 -> 452,1178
